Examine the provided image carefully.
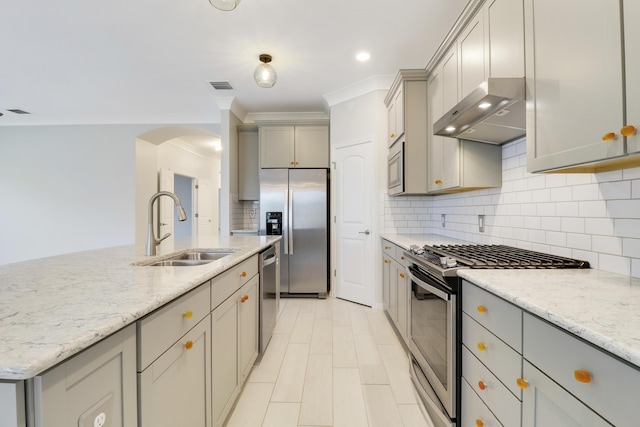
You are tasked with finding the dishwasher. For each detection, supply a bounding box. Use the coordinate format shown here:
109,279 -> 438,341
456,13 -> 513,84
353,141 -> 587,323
259,244 -> 279,355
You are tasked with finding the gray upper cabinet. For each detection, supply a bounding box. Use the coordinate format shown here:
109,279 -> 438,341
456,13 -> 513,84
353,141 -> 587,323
259,124 -> 329,168
525,0 -> 640,173
238,125 -> 259,201
385,69 -> 429,195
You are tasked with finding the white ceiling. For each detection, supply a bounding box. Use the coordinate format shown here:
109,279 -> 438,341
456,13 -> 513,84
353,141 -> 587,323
0,0 -> 469,126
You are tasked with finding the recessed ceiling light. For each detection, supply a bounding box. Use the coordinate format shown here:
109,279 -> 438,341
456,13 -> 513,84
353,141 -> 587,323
356,51 -> 370,62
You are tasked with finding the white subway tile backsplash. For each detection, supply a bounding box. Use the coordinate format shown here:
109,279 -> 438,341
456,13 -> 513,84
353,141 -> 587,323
584,218 -> 615,236
381,137 -> 640,278
599,181 -> 631,200
607,200 -> 640,219
592,235 -> 623,255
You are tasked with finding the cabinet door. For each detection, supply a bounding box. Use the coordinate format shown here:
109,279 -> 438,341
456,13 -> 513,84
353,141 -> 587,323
486,0 -> 525,78
522,361 -> 612,427
260,126 -> 295,168
211,294 -> 240,427
382,255 -> 390,311
525,0 -> 624,172
139,318 -> 212,427
428,70 -> 445,193
458,11 -> 487,100
238,127 -> 259,201
294,126 -> 329,168
239,275 -> 259,382
396,261 -> 408,341
0,382 -> 25,427
35,325 -> 137,427
389,260 -> 398,323
625,0 -> 640,154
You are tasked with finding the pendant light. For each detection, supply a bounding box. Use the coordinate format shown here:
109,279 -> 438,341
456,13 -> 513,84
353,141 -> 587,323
209,0 -> 240,11
254,54 -> 277,88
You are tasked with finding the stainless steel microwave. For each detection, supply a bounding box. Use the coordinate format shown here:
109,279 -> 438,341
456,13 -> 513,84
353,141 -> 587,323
388,141 -> 404,195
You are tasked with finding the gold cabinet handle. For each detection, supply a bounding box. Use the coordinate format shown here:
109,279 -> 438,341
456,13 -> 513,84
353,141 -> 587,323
399,273 -> 405,279
390,133 -> 396,138
602,132 -> 617,141
290,161 -> 295,165
477,342 -> 487,352
183,310 -> 193,319
185,340 -> 194,350
477,305 -> 487,314
516,378 -> 529,389
621,125 -> 637,137
384,246 -> 391,249
435,180 -> 442,185
476,419 -> 485,427
574,370 -> 591,383
384,259 -> 389,263
240,271 -> 247,278
241,295 -> 249,303
478,380 -> 487,391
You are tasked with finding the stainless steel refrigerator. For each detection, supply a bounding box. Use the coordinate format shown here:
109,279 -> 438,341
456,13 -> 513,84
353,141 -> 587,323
259,169 -> 328,297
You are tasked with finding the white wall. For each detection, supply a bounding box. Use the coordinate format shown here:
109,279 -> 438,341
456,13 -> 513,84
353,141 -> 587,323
0,123 -> 221,265
382,138 -> 640,278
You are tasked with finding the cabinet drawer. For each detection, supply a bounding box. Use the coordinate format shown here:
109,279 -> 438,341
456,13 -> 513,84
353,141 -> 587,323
138,283 -> 210,370
463,313 -> 522,398
462,346 -> 521,427
523,313 -> 640,427
382,240 -> 395,258
463,281 -> 522,352
211,255 -> 258,310
461,377 -> 502,427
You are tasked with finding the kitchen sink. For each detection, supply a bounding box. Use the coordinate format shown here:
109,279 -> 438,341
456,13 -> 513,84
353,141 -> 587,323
148,259 -> 214,267
143,248 -> 240,266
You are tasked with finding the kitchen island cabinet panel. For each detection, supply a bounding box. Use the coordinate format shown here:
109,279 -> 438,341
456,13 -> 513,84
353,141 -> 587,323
138,317 -> 211,427
33,325 -> 137,427
0,381 -> 25,427
525,0 -> 627,172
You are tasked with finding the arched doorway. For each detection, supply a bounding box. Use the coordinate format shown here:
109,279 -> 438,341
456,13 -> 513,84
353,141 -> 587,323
135,125 -> 222,247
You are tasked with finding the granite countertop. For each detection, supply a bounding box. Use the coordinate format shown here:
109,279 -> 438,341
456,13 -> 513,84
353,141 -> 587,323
0,235 -> 280,380
381,233 -> 640,369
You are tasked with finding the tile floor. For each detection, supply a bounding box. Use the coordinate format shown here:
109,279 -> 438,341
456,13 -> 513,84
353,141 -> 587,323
224,295 -> 435,427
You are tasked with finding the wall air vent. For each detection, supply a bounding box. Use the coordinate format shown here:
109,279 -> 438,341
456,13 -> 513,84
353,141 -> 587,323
8,109 -> 31,114
209,81 -> 233,90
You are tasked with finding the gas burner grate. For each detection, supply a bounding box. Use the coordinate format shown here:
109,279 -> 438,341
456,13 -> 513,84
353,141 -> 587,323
431,244 -> 590,269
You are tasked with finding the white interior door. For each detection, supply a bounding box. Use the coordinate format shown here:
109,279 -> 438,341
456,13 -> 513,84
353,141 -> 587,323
196,178 -> 215,237
159,168 -> 175,245
334,140 -> 374,306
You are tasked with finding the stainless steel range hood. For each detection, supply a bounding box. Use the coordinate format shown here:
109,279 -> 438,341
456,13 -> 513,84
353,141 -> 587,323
433,77 -> 525,145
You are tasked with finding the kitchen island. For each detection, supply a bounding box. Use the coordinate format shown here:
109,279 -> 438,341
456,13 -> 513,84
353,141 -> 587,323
0,235 -> 280,427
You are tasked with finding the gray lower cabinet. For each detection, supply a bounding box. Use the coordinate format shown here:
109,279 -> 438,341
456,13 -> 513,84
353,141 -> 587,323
0,381 -> 25,427
138,317 -> 212,427
31,324 -> 137,427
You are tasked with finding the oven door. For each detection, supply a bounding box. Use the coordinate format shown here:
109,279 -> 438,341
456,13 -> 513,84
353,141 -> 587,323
407,265 -> 456,426
387,141 -> 403,195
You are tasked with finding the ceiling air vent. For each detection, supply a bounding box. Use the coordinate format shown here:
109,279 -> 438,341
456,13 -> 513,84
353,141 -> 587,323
7,109 -> 31,114
209,81 -> 233,90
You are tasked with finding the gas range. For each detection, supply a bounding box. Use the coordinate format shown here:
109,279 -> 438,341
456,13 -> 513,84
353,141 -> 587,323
405,244 -> 590,278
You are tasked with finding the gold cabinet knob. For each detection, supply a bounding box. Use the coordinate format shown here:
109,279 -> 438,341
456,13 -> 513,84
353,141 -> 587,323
384,259 -> 389,263
478,380 -> 487,391
241,295 -> 249,303
621,125 -> 637,137
399,273 -> 405,279
476,419 -> 485,427
574,370 -> 591,383
477,342 -> 487,352
602,132 -> 617,141
183,310 -> 193,319
477,305 -> 487,314
516,378 -> 529,389
390,133 -> 395,138
240,271 -> 247,278
185,340 -> 194,350
435,180 -> 442,185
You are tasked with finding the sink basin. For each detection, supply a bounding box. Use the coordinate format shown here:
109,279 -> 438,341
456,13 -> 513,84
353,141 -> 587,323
169,249 -> 239,261
143,248 -> 240,266
148,259 -> 213,267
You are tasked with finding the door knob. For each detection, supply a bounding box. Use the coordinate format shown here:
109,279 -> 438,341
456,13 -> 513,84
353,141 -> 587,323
359,230 -> 370,235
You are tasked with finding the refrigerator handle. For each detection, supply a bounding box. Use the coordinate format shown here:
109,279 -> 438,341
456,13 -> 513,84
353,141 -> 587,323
288,189 -> 294,255
283,189 -> 289,255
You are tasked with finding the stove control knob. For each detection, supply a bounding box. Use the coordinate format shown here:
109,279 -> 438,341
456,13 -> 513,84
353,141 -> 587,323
446,257 -> 457,268
439,257 -> 448,267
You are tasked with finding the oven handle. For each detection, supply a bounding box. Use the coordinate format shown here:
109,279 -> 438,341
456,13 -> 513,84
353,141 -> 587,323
407,267 -> 451,301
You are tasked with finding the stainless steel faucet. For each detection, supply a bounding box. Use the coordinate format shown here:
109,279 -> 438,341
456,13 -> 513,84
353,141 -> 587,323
146,191 -> 188,256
